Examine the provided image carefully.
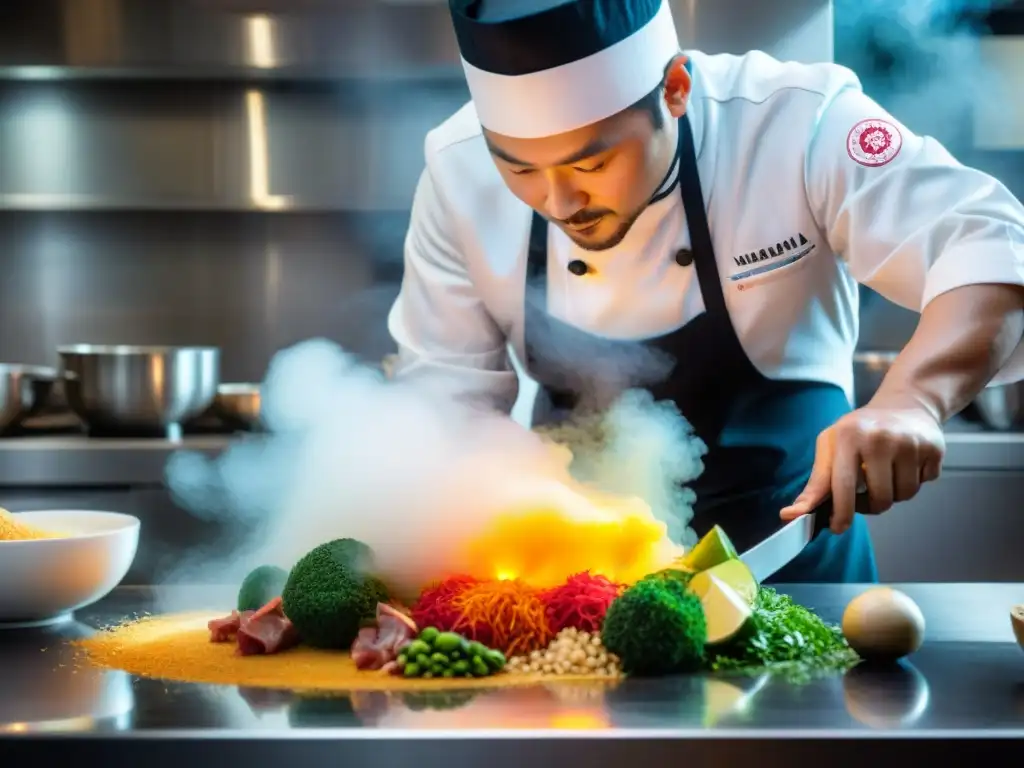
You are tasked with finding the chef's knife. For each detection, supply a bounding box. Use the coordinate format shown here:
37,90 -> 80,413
810,481 -> 875,538
740,483 -> 872,583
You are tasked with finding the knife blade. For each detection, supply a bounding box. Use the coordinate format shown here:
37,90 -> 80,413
740,483 -> 872,583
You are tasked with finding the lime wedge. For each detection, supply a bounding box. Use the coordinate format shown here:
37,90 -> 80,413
688,558 -> 758,606
680,525 -> 739,572
693,574 -> 755,646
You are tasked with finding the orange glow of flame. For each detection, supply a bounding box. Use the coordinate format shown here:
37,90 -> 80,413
548,711 -> 610,730
463,479 -> 683,588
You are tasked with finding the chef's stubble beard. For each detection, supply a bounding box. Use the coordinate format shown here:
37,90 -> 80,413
567,203 -> 649,252
565,157 -> 672,252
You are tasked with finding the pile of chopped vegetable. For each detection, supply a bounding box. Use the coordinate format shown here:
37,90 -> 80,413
449,579 -> 552,656
191,520 -> 859,690
396,627 -> 506,679
410,571 -> 623,656
706,587 -> 858,683
594,525 -> 860,684
539,572 -> 624,634
262,525 -> 857,684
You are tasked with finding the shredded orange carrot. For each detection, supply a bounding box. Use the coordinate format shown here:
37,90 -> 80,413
450,579 -> 554,657
0,508 -> 59,541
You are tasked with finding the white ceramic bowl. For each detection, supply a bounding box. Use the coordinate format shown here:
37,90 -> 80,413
0,510 -> 140,627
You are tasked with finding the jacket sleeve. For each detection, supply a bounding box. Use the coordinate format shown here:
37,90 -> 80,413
386,158 -> 520,413
805,84 -> 1024,384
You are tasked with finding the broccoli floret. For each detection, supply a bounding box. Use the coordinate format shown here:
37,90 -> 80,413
642,568 -> 695,588
330,538 -> 375,573
281,539 -> 389,649
601,577 -> 707,676
238,564 -> 289,612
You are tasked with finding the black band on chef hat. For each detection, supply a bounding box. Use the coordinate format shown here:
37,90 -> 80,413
448,0 -> 680,139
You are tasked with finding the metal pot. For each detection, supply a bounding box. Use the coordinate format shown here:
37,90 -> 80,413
852,351 -> 899,408
972,383 -> 1024,431
58,345 -> 220,436
0,365 -> 61,432
213,383 -> 262,430
854,350 -> 1023,431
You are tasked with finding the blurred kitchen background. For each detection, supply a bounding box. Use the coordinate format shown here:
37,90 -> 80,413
0,0 -> 1021,583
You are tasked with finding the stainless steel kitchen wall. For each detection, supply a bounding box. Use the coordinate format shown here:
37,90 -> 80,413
0,0 -> 834,379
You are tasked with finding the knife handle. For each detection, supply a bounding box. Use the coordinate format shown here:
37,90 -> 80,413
811,487 -> 874,538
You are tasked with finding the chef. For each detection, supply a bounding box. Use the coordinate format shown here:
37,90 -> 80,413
386,0 -> 1024,582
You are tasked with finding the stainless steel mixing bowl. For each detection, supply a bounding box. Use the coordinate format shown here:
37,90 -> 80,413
213,383 -> 262,430
58,345 -> 220,435
973,382 -> 1024,431
854,350 -> 1024,431
0,365 -> 61,432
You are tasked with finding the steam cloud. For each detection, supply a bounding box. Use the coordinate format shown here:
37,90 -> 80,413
159,0 -> 1014,610
835,0 -> 1010,148
162,338 -> 706,609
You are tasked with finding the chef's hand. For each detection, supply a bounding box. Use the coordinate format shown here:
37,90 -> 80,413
779,401 -> 945,534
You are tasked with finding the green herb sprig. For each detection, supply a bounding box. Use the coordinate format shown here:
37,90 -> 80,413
706,587 -> 859,684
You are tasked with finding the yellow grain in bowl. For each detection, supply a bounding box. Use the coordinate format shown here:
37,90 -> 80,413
0,507 -> 63,541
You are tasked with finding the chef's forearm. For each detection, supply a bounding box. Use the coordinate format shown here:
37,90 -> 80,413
871,283 -> 1024,423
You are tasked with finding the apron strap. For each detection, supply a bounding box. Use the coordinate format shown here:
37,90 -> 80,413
526,206 -> 548,286
676,115 -> 728,320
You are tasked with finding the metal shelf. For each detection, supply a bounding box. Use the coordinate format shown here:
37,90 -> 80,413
0,65 -> 465,84
0,78 -> 470,213
0,198 -> 417,213
0,0 -> 464,81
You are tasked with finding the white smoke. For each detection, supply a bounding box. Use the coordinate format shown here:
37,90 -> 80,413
162,338 -> 706,608
835,0 -> 1011,149
155,0 -> 1016,611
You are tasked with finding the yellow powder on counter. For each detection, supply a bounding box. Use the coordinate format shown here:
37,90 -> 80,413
75,612 -> 621,693
0,508 -> 60,541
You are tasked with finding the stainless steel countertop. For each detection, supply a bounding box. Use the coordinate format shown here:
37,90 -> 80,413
1,584 -> 1023,765
0,422 -> 1022,487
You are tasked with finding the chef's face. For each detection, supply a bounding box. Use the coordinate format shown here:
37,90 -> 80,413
483,59 -> 690,252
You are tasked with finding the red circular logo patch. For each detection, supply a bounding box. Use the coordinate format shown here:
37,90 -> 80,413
847,119 -> 903,167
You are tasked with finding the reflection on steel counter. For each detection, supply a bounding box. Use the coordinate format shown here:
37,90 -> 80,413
0,619 -> 134,732
1,583 -> 1022,754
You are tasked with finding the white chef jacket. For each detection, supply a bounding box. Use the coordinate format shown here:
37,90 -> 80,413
387,49 -> 1024,415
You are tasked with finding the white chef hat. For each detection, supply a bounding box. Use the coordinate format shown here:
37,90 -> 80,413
449,0 -> 681,139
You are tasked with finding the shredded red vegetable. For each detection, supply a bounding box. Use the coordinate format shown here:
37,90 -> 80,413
410,575 -> 479,633
411,571 -> 625,651
539,571 -> 625,634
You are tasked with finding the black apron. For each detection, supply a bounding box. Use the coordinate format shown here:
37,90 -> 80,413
522,113 -> 878,584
